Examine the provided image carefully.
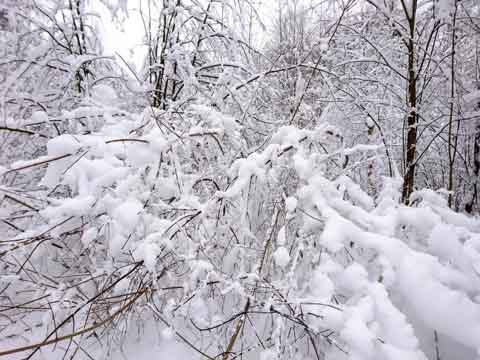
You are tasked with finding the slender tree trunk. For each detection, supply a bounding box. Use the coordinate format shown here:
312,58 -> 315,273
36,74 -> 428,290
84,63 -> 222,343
402,0 -> 418,204
465,122 -> 480,213
367,120 -> 376,195
447,1 -> 458,208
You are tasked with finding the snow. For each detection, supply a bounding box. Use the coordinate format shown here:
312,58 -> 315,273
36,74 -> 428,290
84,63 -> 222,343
30,110 -> 48,124
108,198 -> 143,255
161,326 -> 175,340
188,104 -> 239,137
19,115 -> 480,359
91,84 -> 117,104
319,37 -> 329,51
340,303 -> 376,359
260,349 -> 277,360
273,246 -> 290,267
337,262 -> 369,295
111,198 -> 143,231
271,125 -> 308,147
220,150 -> 269,197
4,3 -> 480,359
277,226 -> 286,245
397,254 -> 480,351
295,72 -> 305,102
81,227 -> 98,246
285,196 -> 297,213
317,203 -> 480,354
143,126 -> 168,153
337,175 -> 374,211
310,268 -> 335,301
464,90 -> 480,105
133,238 -> 161,272
427,224 -> 462,261
41,195 -> 96,220
437,0 -> 454,20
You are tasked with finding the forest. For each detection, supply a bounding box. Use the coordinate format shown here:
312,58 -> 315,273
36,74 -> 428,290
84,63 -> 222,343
1,0 -> 480,359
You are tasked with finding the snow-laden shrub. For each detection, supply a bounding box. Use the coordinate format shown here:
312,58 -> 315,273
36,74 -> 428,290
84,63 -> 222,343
2,94 -> 480,360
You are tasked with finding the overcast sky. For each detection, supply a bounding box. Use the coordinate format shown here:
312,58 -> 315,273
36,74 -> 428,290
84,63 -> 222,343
97,0 -> 273,71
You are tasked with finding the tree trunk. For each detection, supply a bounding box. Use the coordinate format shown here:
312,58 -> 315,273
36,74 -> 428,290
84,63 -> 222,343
402,0 -> 418,204
447,1 -> 458,208
465,122 -> 480,213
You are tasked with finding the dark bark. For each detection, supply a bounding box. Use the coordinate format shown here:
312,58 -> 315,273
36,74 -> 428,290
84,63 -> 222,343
402,0 -> 418,204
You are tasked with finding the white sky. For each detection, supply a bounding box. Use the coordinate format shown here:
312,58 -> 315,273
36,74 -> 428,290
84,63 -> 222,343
97,1 -> 148,70
96,0 -> 338,70
97,0 -> 275,70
